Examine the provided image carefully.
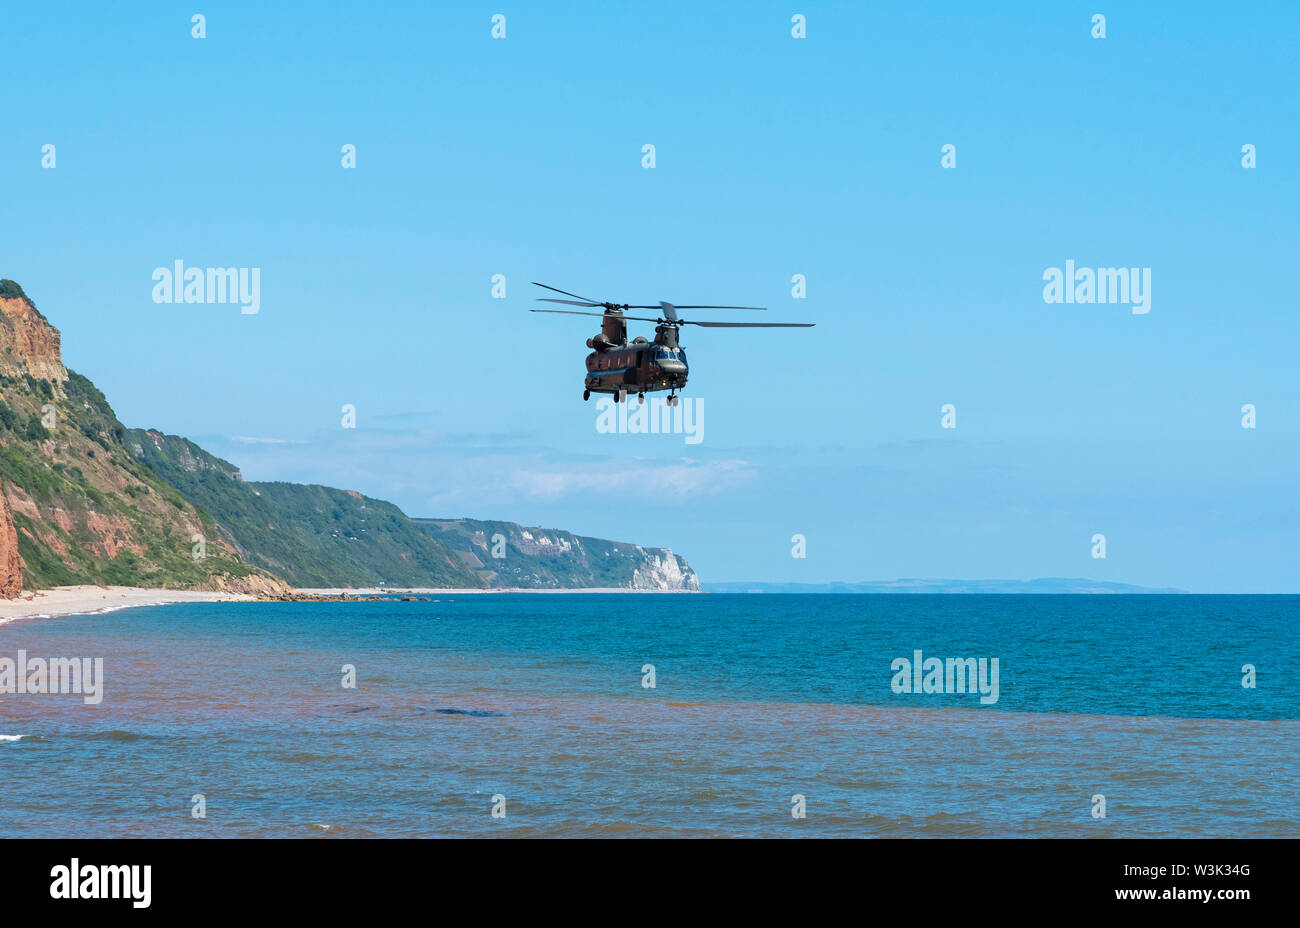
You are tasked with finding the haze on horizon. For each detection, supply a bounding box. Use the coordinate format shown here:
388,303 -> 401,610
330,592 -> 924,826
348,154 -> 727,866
4,1 -> 1297,592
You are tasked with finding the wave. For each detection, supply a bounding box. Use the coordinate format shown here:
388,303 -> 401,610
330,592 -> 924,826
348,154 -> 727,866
1,730 -> 149,744
0,603 -> 142,626
80,730 -> 151,742
435,708 -> 505,718
0,599 -> 219,627
0,614 -> 53,626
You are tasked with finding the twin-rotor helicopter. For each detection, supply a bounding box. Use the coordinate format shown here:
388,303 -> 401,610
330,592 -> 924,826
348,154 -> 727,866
530,282 -> 814,404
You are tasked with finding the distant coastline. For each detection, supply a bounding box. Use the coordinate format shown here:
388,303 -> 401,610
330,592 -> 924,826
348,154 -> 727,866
704,578 -> 1188,594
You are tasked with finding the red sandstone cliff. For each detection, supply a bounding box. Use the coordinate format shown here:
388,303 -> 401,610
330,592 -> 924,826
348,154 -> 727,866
0,485 -> 23,598
0,287 -> 68,382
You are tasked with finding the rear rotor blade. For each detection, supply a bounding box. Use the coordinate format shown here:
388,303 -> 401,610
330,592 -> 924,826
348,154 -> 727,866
621,304 -> 768,311
537,298 -> 604,307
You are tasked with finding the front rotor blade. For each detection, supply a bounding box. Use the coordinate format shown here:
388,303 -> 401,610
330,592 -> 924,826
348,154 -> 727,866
532,282 -> 605,304
537,298 -> 603,307
659,301 -> 679,322
683,321 -> 815,327
530,309 -> 610,318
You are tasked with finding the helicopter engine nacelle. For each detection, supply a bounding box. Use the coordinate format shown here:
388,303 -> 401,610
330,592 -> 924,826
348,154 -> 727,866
587,332 -> 618,351
654,324 -> 680,349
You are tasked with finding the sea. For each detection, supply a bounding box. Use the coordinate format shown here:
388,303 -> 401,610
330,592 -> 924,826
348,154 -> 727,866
1,594 -> 1296,838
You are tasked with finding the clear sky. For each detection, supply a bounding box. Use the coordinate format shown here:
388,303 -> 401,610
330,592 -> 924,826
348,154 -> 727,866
4,2 -> 1298,591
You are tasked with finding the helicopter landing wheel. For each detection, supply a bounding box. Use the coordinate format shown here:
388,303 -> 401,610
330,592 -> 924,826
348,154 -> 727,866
637,393 -> 645,404
614,390 -> 623,404
583,390 -> 590,401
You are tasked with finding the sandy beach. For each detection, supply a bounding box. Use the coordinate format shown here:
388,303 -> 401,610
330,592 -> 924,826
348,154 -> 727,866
0,586 -> 256,624
0,585 -> 700,624
294,587 -> 704,596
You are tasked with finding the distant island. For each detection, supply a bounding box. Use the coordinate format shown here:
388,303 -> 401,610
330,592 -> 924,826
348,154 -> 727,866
704,578 -> 1187,594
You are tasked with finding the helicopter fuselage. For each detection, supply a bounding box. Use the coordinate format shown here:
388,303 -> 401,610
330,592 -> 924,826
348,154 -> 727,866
585,339 -> 687,397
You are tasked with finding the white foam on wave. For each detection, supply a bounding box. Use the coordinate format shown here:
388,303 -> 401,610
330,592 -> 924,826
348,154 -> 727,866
0,734 -> 28,742
0,614 -> 52,626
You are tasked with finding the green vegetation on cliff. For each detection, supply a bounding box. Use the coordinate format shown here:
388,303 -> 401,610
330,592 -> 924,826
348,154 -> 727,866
124,429 -> 484,589
0,280 -> 33,304
0,369 -> 273,590
126,431 -> 700,590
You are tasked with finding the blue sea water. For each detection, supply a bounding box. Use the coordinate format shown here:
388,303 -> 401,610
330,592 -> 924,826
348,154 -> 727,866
1,594 -> 1296,837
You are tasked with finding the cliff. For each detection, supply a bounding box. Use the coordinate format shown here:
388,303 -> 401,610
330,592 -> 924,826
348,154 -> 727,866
631,548 -> 699,590
125,429 -> 485,589
127,430 -> 701,591
0,281 -> 289,594
0,281 -> 68,383
0,486 -> 23,598
412,518 -> 702,590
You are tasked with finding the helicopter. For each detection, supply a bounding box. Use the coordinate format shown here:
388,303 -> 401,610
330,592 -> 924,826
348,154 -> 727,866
529,282 -> 814,404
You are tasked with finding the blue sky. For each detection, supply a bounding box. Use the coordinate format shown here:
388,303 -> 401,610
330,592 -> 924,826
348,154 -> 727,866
3,1 -> 1298,591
